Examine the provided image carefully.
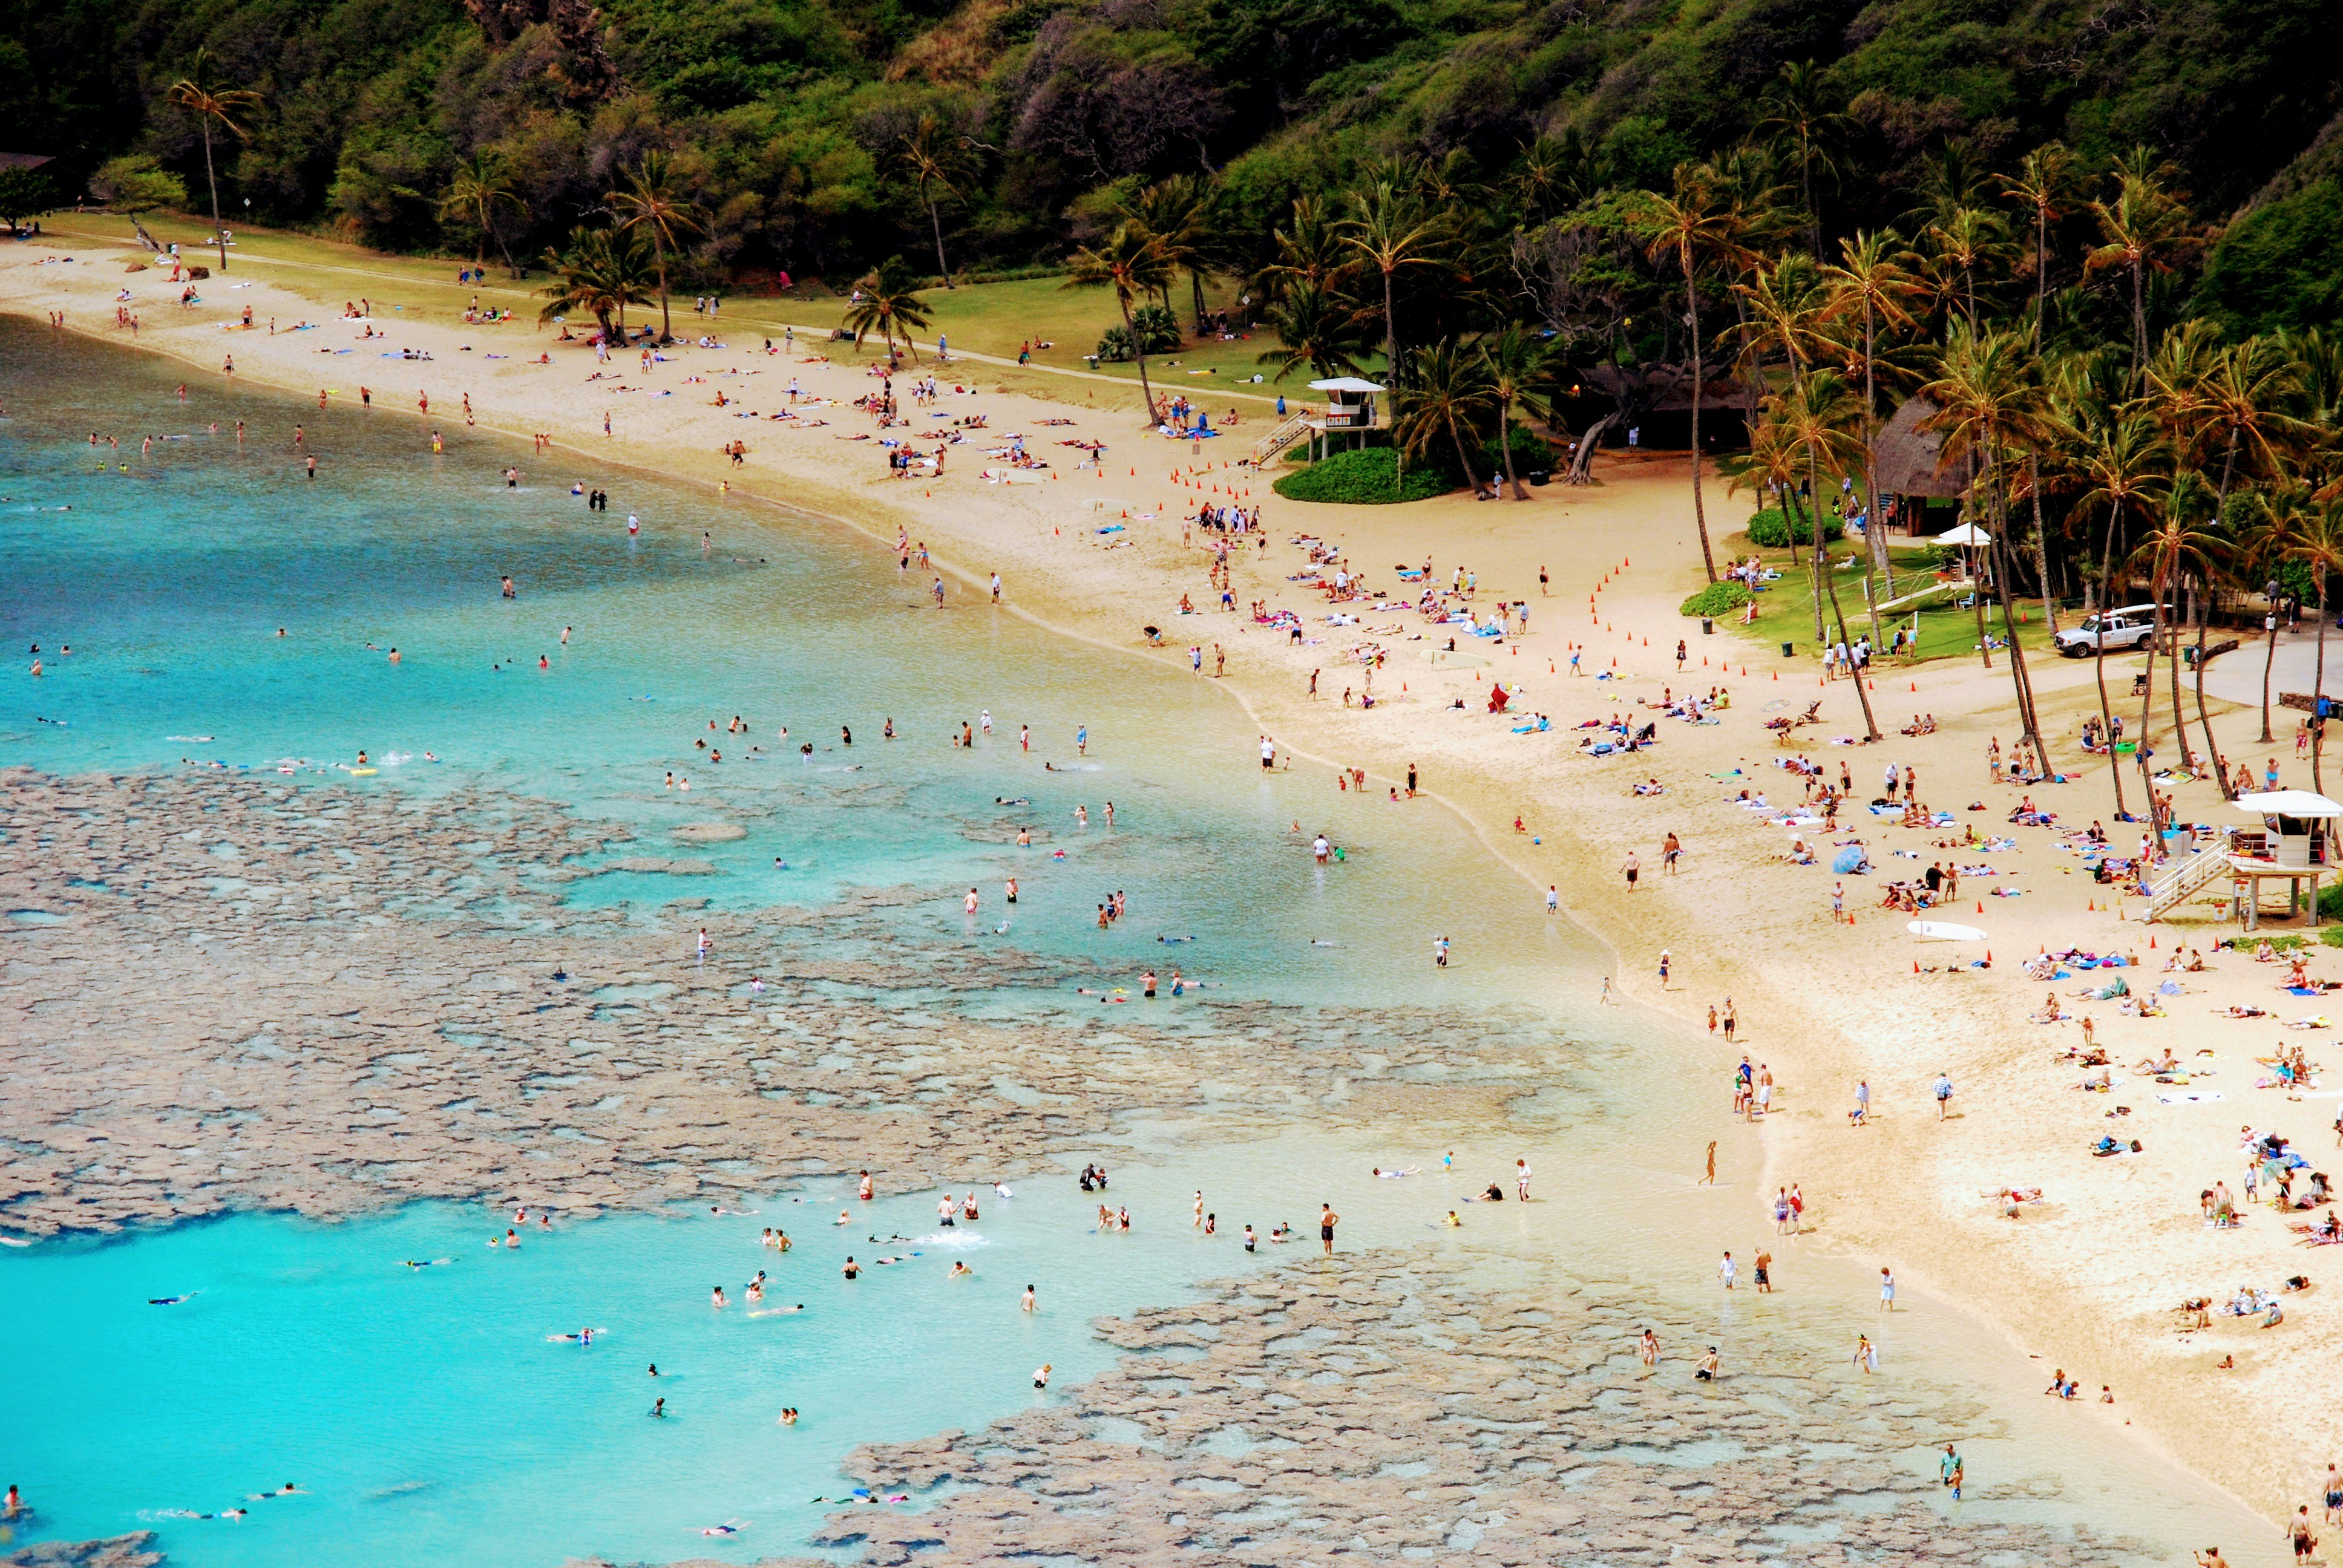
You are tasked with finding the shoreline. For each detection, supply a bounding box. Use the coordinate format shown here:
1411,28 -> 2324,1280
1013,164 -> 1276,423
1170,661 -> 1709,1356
7,230 -> 2341,1532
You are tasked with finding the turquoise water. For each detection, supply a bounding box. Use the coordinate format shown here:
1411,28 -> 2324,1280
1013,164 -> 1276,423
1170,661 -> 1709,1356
0,319 -> 1601,1566
0,317 -> 1575,1005
0,1168 -> 1309,1567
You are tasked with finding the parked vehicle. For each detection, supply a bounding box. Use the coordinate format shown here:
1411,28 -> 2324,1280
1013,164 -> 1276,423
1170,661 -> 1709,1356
2054,605 -> 2160,656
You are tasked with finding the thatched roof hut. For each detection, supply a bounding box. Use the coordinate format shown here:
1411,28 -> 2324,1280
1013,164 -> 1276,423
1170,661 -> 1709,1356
1873,396 -> 1973,498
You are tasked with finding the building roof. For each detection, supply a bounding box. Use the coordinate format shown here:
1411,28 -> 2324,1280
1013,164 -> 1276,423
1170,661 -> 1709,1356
0,152 -> 54,171
1874,396 -> 1974,498
2230,790 -> 2343,818
1308,377 -> 1385,393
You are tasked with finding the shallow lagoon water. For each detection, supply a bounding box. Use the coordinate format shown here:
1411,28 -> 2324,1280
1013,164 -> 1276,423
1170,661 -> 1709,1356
0,317 -> 1576,1007
0,1168 -> 1314,1568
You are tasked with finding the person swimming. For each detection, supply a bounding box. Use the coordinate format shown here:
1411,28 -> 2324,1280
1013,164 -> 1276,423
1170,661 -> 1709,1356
147,1292 -> 200,1305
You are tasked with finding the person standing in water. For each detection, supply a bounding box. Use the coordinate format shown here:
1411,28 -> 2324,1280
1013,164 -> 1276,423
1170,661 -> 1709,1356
1319,1203 -> 1339,1255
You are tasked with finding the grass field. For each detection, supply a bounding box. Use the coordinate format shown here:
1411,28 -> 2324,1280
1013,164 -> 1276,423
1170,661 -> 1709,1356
1709,528 -> 2061,667
42,210 -> 1310,417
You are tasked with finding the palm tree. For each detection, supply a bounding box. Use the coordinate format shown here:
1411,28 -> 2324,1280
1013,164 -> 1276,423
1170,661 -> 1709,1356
842,256 -> 934,361
2086,168 -> 2197,387
1395,339 -> 1496,496
2122,489 -> 2230,800
2238,486 -> 2309,744
1482,325 -> 1559,500
1754,60 -> 1849,253
1997,143 -> 2074,347
895,114 -> 963,287
2065,408 -> 2170,817
537,227 -> 654,342
1256,282 -> 1362,384
1337,182 -> 1449,384
1921,324 -> 2053,753
2298,498 -> 2343,794
1822,229 -> 1922,624
1124,175 -> 1217,332
1064,223 -> 1176,421
1736,253 -> 1832,594
608,151 -> 704,344
166,50 -> 263,275
439,150 -> 529,276
1260,195 -> 1345,298
1773,370 -> 1882,740
1633,165 -> 1741,583
1924,205 -> 2013,330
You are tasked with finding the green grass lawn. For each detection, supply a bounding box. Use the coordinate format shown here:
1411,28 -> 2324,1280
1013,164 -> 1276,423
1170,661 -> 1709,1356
1712,531 -> 2059,665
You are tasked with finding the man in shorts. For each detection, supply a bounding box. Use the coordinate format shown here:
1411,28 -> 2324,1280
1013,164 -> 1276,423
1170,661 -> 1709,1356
1320,1203 -> 1339,1255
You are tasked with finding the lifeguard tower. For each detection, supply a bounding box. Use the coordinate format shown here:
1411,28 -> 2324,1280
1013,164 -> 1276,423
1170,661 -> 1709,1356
1250,376 -> 1386,466
2189,791 -> 2343,930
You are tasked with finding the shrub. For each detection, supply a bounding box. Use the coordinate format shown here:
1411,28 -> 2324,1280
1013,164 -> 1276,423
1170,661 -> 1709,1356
1095,324 -> 1136,362
1130,303 -> 1182,352
1273,448 -> 1455,505
1477,425 -> 1559,483
1746,506 -> 1843,547
1679,580 -> 1754,618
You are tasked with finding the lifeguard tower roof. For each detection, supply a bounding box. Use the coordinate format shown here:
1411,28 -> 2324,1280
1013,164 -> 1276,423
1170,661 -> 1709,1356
1308,377 -> 1386,393
2229,791 -> 2343,817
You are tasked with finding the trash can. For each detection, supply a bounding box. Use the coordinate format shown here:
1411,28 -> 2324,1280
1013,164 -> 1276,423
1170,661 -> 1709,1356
1781,642 -> 1795,658
1701,618 -> 1714,635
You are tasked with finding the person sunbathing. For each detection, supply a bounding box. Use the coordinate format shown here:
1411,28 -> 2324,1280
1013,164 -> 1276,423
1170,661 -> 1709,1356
2033,991 -> 2064,1024
2218,1004 -> 2270,1018
2136,1049 -> 2181,1073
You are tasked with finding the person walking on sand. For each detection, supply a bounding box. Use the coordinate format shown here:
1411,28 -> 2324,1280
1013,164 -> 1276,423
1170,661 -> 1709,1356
1319,1203 -> 1339,1255
1942,1445 -> 1964,1501
1853,1333 -> 1877,1373
1878,1266 -> 1895,1310
1622,851 -> 1640,890
1934,1071 -> 1955,1119
1754,1248 -> 1772,1292
1719,1250 -> 1736,1289
1700,1142 -> 1717,1184
1515,1159 -> 1531,1201
1849,1080 -> 1870,1125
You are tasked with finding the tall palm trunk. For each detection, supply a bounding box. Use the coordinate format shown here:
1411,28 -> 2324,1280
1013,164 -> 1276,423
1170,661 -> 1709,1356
1686,270 -> 1716,583
1984,454 -> 2044,756
2261,607 -> 2281,744
1447,422 -> 1483,497
1381,272 -> 1398,387
2137,566 -> 2167,809
1121,294 -> 1159,422
652,230 -> 672,342
1859,301 -> 1889,639
2027,456 -> 2058,632
1968,494 -> 1992,670
2095,500 -> 2131,817
2169,570 -> 2191,779
1810,448 -> 1881,740
202,125 -> 228,273
926,192 -> 951,287
2192,577 -> 2228,797
2318,572 -> 2331,796
1498,389 -> 1525,500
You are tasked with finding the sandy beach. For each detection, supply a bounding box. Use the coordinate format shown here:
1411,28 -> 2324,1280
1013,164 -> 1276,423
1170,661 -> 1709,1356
6,223 -> 2341,1545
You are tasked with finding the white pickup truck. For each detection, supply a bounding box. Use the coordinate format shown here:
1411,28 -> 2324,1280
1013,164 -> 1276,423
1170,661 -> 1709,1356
2053,604 -> 2158,656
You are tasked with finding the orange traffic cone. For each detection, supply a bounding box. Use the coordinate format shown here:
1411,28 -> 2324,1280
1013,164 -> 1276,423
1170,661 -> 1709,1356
1913,960 -> 1920,973
2150,934 -> 2157,947
1976,901 -> 1985,914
